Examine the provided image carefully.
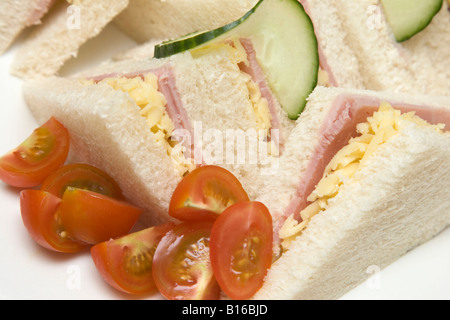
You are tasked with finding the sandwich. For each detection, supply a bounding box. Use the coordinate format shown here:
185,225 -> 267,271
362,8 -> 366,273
252,86 -> 450,299
0,0 -> 56,54
23,40 -> 297,227
10,0 -> 129,79
113,0 -> 259,44
331,0 -> 450,96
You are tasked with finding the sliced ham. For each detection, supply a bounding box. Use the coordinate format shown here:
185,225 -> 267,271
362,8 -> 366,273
238,38 -> 286,153
150,66 -> 194,144
284,94 -> 450,225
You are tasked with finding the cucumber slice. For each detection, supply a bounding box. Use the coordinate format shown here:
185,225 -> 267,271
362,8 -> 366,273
381,0 -> 443,42
154,0 -> 319,120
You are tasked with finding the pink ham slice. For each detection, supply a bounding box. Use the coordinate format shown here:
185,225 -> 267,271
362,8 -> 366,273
87,65 -> 195,161
26,0 -> 57,26
238,38 -> 286,152
276,94 -> 450,237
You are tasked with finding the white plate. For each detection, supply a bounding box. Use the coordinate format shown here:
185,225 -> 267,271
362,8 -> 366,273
0,24 -> 449,301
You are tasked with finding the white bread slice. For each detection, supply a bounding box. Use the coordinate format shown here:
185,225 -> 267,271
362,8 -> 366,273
24,77 -> 180,227
257,87 -> 450,222
0,0 -> 55,54
334,0 -> 449,96
253,86 -> 450,299
23,49 -> 294,226
114,0 -> 258,44
10,0 -> 129,79
299,0 -> 364,89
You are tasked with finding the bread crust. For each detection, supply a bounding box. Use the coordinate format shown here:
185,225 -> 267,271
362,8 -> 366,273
114,0 -> 258,43
253,87 -> 450,299
0,0 -> 55,54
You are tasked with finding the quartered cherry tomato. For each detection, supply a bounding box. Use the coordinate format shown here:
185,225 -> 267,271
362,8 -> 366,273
0,117 -> 70,188
152,220 -> 220,300
91,223 -> 175,295
41,163 -> 124,199
58,187 -> 142,245
20,190 -> 86,253
210,201 -> 273,300
169,166 -> 249,221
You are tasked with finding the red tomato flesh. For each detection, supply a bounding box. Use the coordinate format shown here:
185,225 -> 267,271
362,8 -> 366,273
41,163 -> 124,199
169,166 -> 249,221
20,190 -> 86,253
152,221 -> 221,300
210,201 -> 273,300
91,223 -> 175,295
0,117 -> 70,188
58,187 -> 142,245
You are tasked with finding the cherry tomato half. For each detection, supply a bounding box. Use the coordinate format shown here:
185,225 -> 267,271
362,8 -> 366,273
169,166 -> 249,221
152,221 -> 221,300
41,163 -> 124,199
210,201 -> 273,300
20,190 -> 86,253
91,223 -> 175,295
0,117 -> 70,188
58,187 -> 142,245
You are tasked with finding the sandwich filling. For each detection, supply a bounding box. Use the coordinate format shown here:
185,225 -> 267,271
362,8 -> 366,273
279,102 -> 446,250
85,71 -> 196,176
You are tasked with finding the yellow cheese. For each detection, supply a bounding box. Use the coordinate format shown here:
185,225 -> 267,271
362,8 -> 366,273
246,78 -> 272,132
317,68 -> 331,87
95,74 -> 195,176
280,102 -> 445,250
191,40 -> 248,66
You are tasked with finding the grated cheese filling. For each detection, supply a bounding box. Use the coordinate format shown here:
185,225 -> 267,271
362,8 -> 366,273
279,102 -> 445,250
89,74 -> 196,176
